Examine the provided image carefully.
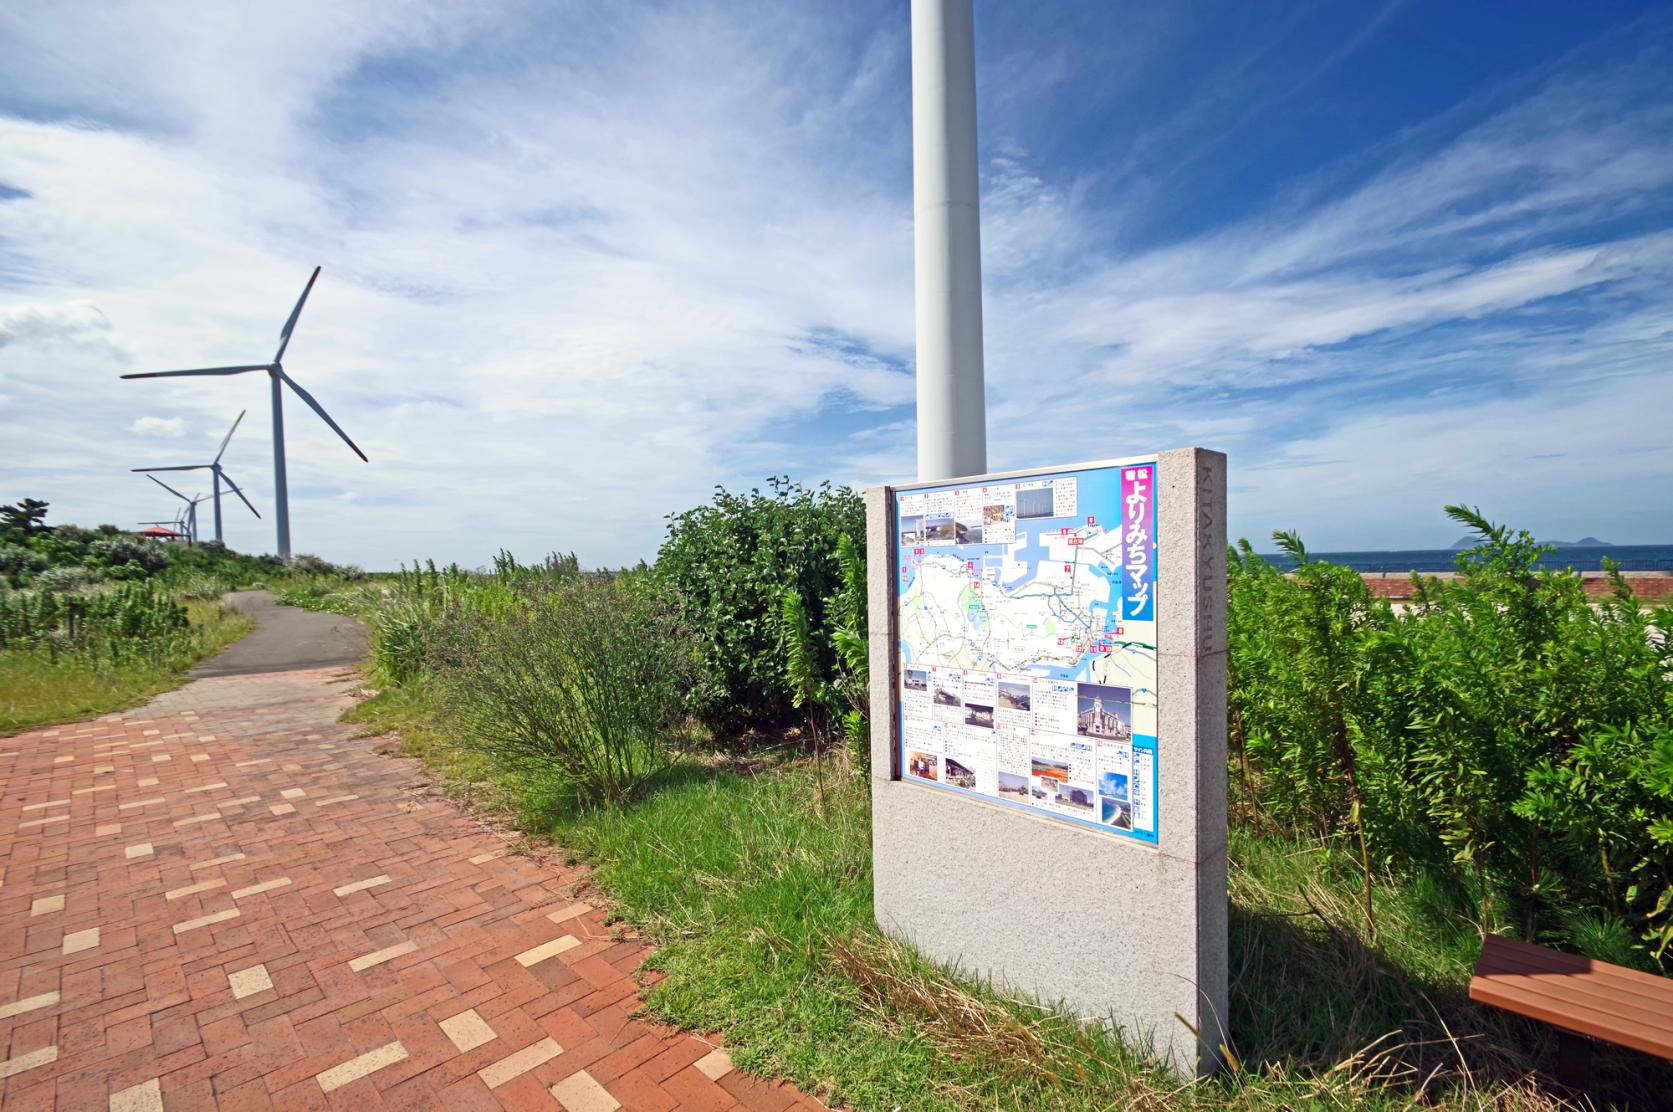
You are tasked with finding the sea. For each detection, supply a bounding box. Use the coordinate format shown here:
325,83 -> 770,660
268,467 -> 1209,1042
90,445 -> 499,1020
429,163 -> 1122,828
1252,544 -> 1673,575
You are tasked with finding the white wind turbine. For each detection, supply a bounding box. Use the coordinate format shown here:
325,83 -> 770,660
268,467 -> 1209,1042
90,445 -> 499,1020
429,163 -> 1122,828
131,410 -> 261,544
121,267 -> 367,559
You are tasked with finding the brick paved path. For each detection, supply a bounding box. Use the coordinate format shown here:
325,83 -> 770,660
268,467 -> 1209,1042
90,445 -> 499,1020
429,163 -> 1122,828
0,667 -> 824,1111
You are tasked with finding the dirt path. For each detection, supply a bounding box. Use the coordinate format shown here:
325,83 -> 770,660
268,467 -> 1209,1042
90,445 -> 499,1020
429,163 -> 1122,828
0,662 -> 817,1108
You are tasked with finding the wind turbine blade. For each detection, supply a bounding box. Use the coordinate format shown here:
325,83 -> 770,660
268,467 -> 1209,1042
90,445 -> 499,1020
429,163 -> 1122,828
132,464 -> 210,473
121,365 -> 271,380
217,467 -> 262,519
273,266 -> 321,363
214,409 -> 247,464
279,370 -> 368,462
146,474 -> 190,502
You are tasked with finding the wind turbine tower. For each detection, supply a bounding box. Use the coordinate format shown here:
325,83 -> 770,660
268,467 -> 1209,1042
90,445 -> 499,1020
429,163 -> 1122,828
121,267 -> 368,559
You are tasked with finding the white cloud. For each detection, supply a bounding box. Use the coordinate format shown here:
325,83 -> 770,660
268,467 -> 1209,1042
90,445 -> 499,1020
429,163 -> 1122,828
130,416 -> 185,438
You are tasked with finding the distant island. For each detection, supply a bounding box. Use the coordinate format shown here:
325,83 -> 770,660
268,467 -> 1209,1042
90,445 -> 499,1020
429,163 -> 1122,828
1450,536 -> 1614,550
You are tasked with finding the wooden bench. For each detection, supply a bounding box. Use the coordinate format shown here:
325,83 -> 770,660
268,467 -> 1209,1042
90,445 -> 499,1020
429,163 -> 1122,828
1469,934 -> 1673,1086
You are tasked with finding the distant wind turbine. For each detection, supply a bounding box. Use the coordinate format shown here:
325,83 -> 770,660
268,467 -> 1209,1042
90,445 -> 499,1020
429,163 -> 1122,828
131,410 -> 260,544
144,475 -> 211,545
120,267 -> 367,559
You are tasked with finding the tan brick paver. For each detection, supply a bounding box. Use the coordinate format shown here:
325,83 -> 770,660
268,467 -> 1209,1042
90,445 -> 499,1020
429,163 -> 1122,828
0,665 -> 817,1109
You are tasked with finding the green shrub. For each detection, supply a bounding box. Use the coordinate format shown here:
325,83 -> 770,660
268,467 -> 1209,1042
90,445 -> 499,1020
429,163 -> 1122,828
0,543 -> 49,587
32,565 -> 103,593
89,536 -> 171,574
437,575 -> 707,810
655,477 -> 863,727
1230,506 -> 1673,967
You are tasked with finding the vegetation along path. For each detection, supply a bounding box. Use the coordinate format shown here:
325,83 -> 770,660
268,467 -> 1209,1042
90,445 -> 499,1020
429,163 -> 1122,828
0,600 -> 819,1109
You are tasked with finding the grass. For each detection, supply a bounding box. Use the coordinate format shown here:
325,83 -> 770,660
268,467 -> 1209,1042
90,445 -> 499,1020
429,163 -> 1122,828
0,599 -> 253,735
350,682 -> 1673,1110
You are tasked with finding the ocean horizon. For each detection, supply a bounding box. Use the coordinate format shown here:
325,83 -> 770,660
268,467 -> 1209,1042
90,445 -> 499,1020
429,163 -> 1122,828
1252,543 -> 1673,575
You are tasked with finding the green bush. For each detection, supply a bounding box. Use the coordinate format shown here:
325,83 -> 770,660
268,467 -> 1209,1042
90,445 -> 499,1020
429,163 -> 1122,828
32,564 -> 103,593
0,543 -> 48,587
1229,506 -> 1673,967
89,536 -> 171,574
436,575 -> 707,811
655,477 -> 863,727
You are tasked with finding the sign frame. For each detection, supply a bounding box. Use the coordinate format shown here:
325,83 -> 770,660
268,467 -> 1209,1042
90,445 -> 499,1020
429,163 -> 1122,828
867,448 -> 1229,1078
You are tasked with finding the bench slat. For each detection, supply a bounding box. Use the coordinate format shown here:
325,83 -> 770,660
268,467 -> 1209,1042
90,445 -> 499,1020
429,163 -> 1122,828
1477,943 -> 1673,1016
1471,979 -> 1673,1060
1469,935 -> 1673,1062
1470,969 -> 1673,1045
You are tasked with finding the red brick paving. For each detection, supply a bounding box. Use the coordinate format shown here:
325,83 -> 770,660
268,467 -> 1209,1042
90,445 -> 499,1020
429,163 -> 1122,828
0,667 -> 829,1110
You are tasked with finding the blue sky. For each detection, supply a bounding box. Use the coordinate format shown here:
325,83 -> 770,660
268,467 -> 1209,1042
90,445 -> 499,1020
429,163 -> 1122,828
1,1 -> 1669,568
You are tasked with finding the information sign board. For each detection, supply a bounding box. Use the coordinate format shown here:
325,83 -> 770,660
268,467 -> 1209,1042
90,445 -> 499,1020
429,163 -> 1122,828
892,460 -> 1160,842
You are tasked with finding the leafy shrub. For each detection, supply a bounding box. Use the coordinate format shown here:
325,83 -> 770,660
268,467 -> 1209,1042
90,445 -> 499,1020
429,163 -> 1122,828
437,576 -> 707,810
32,565 -> 103,593
656,477 -> 863,727
779,531 -> 871,770
1229,506 -> 1673,967
0,543 -> 48,587
89,536 -> 171,574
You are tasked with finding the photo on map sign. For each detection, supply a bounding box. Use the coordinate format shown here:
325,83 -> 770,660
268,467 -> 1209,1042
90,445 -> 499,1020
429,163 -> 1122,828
1057,784 -> 1096,811
1031,756 -> 1070,781
1102,796 -> 1133,829
954,517 -> 983,544
944,758 -> 977,789
1076,683 -> 1132,740
933,684 -> 962,707
903,668 -> 928,692
924,514 -> 956,542
908,751 -> 939,780
1014,486 -> 1055,519
997,771 -> 1029,800
997,680 -> 1031,711
1098,769 -> 1130,801
899,515 -> 924,544
963,702 -> 994,729
982,503 -> 1012,525
1030,782 -> 1051,801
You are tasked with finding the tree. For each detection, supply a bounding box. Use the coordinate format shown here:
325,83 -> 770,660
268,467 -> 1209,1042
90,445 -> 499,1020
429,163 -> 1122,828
0,498 -> 51,542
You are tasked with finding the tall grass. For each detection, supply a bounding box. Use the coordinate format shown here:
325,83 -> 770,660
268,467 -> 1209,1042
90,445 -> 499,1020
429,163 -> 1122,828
435,576 -> 707,810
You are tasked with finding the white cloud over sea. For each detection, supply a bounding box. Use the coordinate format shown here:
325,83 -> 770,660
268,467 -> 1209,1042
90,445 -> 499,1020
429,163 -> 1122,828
0,2 -> 1669,566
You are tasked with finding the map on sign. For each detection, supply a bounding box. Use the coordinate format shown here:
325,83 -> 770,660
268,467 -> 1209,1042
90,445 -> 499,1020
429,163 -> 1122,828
894,461 -> 1159,843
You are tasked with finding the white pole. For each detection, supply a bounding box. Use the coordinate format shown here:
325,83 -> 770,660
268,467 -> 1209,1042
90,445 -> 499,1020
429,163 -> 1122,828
912,0 -> 987,482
